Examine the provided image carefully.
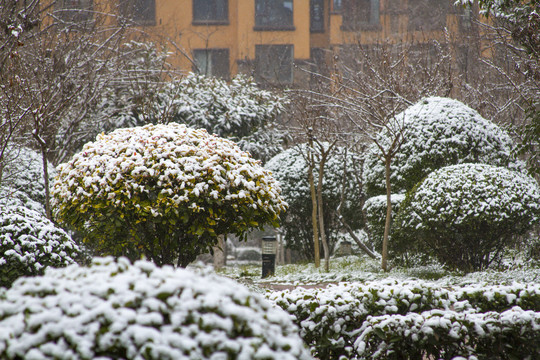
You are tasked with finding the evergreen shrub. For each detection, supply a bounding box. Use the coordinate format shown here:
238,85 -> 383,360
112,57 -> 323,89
0,257 -> 312,360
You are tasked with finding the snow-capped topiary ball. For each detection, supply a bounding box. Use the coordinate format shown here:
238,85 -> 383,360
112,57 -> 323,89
363,97 -> 523,197
393,163 -> 540,271
0,257 -> 313,360
0,204 -> 82,287
52,123 -> 287,266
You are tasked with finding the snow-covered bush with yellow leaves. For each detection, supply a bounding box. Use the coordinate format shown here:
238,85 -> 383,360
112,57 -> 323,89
51,123 -> 287,267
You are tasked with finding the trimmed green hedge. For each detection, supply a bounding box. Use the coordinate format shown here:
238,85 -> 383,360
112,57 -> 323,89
267,280 -> 540,359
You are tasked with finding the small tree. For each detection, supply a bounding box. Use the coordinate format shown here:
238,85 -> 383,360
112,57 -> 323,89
52,123 -> 287,267
266,143 -> 363,262
0,203 -> 82,287
393,163 -> 540,271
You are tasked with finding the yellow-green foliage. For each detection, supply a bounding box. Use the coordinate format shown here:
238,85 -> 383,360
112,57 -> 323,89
51,123 -> 287,266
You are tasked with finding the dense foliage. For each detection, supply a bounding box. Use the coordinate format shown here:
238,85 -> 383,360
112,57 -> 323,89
91,72 -> 287,163
268,280 -> 540,360
0,257 -> 313,360
160,74 -> 287,162
265,144 -> 363,260
393,163 -> 540,271
52,123 -> 287,266
0,203 -> 81,288
363,97 -> 522,198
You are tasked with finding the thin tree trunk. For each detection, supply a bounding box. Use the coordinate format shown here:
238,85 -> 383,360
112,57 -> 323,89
317,155 -> 330,272
308,142 -> 320,268
381,155 -> 392,272
33,129 -> 52,220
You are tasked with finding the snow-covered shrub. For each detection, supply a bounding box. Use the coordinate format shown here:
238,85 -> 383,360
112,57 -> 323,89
355,307 -> 540,360
0,257 -> 313,360
393,163 -> 540,271
0,145 -> 56,207
363,97 -> 523,198
161,73 -> 288,162
52,123 -> 287,267
363,194 -> 405,252
0,204 -> 81,288
266,144 -> 363,260
268,280 -> 540,360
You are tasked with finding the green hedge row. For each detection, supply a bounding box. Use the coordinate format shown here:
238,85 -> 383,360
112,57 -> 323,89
267,280 -> 540,359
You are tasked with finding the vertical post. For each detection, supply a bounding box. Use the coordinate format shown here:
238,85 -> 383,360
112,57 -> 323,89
261,235 -> 277,278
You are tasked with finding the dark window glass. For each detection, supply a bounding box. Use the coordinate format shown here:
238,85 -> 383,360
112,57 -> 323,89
193,49 -> 230,79
408,0 -> 449,31
255,44 -> 294,84
193,0 -> 228,23
333,0 -> 343,12
55,0 -> 94,23
120,0 -> 156,25
255,0 -> 294,30
342,0 -> 379,30
311,0 -> 324,32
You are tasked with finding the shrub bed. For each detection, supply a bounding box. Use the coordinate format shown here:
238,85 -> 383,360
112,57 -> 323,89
0,257 -> 312,360
267,280 -> 540,359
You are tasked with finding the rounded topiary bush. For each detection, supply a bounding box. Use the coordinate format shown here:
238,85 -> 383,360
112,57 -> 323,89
0,257 -> 312,360
52,123 -> 287,266
0,204 -> 82,287
363,97 -> 522,198
393,163 -> 540,271
266,144 -> 363,260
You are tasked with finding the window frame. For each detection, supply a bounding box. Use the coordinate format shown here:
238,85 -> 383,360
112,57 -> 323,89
192,0 -> 229,25
192,48 -> 231,80
340,0 -> 380,31
119,0 -> 156,26
55,0 -> 94,23
254,0 -> 295,31
255,44 -> 294,85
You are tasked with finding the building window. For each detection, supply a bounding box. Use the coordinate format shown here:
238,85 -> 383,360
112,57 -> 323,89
408,0 -> 449,31
193,0 -> 228,24
55,0 -> 94,23
193,49 -> 230,79
341,0 -> 380,30
333,0 -> 343,13
255,0 -> 294,30
255,44 -> 294,84
311,0 -> 324,32
119,0 -> 156,25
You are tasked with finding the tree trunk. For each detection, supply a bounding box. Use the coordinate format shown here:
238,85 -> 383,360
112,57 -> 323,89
381,155 -> 392,272
308,141 -> 320,268
317,156 -> 330,272
34,131 -> 52,220
213,234 -> 226,270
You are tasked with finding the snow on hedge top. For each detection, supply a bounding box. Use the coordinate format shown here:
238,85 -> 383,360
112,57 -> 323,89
52,123 -> 287,220
398,163 -> 540,230
0,257 -> 312,360
363,97 -> 522,197
0,203 -> 81,287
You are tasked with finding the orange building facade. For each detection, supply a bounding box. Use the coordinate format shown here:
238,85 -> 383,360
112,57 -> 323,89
55,0 -> 477,85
